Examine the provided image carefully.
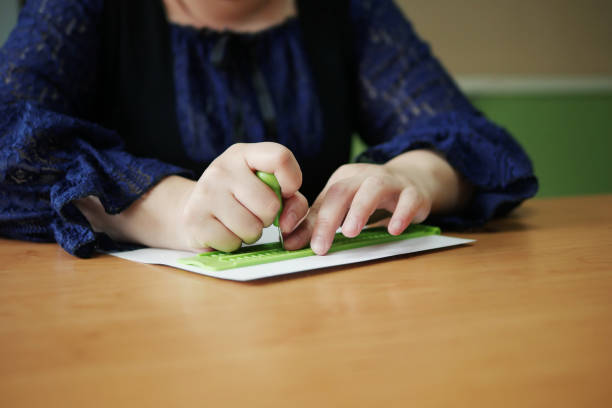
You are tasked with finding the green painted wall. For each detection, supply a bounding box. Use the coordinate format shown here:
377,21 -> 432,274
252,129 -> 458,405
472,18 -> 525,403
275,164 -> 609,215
472,94 -> 612,197
0,1 -> 18,47
352,93 -> 612,197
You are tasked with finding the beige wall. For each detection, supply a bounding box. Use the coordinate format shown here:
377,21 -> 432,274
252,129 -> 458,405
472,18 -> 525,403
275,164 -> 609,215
396,0 -> 612,76
3,1 -> 610,76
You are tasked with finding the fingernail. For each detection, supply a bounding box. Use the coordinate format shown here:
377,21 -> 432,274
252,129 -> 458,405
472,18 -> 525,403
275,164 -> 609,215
343,217 -> 358,236
389,219 -> 404,234
311,235 -> 327,254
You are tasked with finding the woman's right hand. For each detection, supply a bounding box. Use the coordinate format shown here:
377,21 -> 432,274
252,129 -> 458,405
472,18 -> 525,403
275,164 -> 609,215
76,142 -> 308,252
179,142 -> 307,252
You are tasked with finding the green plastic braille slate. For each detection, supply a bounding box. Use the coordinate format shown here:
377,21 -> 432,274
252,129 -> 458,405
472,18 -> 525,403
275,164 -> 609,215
178,225 -> 441,271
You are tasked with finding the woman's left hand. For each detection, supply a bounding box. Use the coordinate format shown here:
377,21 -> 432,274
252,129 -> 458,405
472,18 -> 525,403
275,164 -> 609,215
283,149 -> 472,255
283,162 -> 433,255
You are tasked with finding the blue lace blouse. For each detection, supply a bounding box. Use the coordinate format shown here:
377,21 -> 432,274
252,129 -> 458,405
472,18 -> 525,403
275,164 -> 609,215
0,0 -> 538,257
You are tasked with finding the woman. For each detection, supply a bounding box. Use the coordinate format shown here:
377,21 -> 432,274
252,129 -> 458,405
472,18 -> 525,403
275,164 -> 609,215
0,0 -> 538,256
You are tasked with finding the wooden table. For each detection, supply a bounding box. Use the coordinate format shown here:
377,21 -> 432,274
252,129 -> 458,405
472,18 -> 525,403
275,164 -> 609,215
1,195 -> 611,407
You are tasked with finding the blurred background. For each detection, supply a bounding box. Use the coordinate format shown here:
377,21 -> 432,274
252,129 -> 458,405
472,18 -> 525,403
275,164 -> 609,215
1,0 -> 611,197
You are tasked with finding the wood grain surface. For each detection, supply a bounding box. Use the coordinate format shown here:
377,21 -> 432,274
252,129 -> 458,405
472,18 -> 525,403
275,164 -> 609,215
1,195 -> 611,407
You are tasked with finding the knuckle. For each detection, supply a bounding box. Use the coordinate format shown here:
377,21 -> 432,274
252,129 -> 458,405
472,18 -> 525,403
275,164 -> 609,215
335,163 -> 369,178
338,163 -> 354,172
217,144 -> 243,165
326,182 -> 350,199
335,164 -> 353,178
200,164 -> 224,183
364,175 -> 385,189
227,143 -> 244,153
276,146 -> 293,166
402,184 -> 419,199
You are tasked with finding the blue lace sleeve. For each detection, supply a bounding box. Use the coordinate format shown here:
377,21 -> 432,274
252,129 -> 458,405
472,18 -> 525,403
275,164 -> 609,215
0,0 -> 188,257
350,0 -> 538,228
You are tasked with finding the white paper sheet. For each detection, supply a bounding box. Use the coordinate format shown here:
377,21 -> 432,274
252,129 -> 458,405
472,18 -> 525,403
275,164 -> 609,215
108,226 -> 474,281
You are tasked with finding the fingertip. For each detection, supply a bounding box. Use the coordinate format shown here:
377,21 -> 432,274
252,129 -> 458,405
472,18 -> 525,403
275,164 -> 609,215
279,193 -> 309,234
388,217 -> 407,236
282,217 -> 312,250
242,230 -> 263,245
310,234 -> 329,256
341,220 -> 361,238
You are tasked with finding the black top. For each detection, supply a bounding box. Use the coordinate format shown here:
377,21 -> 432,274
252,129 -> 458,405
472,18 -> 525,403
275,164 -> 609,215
99,0 -> 354,202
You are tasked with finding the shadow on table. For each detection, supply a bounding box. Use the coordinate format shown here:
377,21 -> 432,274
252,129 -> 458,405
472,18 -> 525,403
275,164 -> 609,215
461,205 -> 536,234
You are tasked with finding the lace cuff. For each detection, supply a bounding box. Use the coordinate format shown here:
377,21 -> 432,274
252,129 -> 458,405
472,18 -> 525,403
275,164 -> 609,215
356,112 -> 539,228
0,103 -> 190,257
